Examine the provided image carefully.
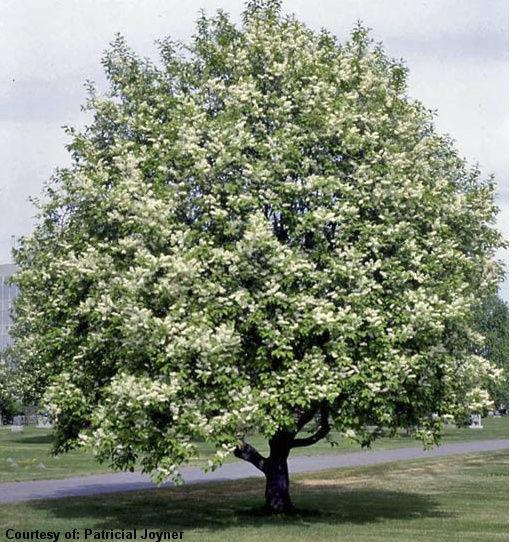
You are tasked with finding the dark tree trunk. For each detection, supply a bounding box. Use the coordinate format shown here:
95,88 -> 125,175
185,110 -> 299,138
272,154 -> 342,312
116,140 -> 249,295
264,456 -> 293,513
263,430 -> 294,513
233,405 -> 332,514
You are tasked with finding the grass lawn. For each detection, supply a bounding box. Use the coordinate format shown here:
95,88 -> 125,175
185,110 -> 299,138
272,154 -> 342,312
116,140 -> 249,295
0,451 -> 507,542
0,416 -> 507,483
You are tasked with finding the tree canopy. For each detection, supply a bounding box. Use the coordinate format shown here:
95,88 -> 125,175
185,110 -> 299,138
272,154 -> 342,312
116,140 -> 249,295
11,0 -> 504,512
473,294 -> 509,411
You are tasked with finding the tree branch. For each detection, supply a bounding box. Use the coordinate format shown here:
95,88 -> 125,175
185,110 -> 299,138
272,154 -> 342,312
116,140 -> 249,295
290,404 -> 330,448
233,441 -> 267,472
294,405 -> 319,432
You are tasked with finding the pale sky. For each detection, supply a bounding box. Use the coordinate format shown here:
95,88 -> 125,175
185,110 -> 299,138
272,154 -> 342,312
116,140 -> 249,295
1,0 -> 508,296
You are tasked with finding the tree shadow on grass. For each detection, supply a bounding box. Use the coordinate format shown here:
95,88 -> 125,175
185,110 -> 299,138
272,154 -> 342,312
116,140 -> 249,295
28,477 -> 448,532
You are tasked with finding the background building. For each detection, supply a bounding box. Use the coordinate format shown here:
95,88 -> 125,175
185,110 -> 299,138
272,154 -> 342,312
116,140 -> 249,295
0,264 -> 18,349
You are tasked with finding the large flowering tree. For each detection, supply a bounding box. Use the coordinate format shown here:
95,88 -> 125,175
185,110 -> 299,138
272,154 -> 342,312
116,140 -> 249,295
12,0 -> 504,512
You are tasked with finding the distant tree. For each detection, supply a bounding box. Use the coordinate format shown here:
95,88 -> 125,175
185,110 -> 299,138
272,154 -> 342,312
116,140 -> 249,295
473,294 -> 509,411
0,349 -> 20,422
11,0 -> 504,512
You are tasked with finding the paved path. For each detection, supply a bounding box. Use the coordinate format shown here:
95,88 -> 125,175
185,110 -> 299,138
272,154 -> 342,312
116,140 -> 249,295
0,439 -> 507,504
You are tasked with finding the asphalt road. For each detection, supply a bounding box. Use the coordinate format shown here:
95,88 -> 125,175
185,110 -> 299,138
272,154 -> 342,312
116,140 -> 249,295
0,439 -> 507,504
